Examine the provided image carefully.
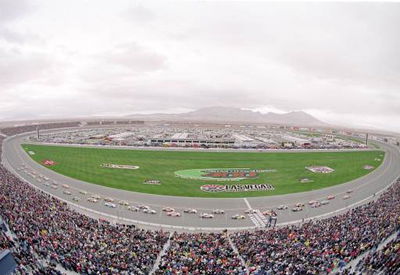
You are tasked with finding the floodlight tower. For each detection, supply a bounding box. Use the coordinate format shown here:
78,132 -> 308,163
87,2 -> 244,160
365,133 -> 368,146
36,126 -> 40,140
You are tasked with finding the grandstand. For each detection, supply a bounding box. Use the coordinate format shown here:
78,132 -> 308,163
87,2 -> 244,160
0,123 -> 399,274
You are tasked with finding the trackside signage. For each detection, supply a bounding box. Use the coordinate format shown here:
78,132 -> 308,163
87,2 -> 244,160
200,183 -> 275,192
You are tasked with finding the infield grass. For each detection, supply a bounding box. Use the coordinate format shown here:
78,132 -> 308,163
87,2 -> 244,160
22,144 -> 384,198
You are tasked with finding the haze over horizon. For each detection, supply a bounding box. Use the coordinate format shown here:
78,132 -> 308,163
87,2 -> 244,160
0,1 -> 399,132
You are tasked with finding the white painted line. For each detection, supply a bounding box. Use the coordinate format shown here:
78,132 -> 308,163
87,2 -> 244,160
243,198 -> 252,209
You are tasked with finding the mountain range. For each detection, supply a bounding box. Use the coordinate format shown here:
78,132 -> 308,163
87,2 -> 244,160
126,106 -> 328,127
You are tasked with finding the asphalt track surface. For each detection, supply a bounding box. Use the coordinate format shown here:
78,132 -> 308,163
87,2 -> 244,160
2,130 -> 400,232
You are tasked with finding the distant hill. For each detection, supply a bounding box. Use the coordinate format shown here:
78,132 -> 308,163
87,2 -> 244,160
126,106 -> 328,126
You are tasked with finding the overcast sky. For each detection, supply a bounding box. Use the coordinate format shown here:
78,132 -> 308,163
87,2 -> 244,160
0,0 -> 399,132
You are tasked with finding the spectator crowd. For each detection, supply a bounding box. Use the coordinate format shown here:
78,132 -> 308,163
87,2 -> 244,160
156,232 -> 247,274
232,182 -> 400,275
351,232 -> 399,274
0,124 -> 399,275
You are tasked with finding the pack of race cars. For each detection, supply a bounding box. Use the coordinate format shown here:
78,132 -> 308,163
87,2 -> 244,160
18,164 -> 354,222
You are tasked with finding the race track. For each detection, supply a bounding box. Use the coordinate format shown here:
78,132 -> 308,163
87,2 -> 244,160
2,130 -> 400,232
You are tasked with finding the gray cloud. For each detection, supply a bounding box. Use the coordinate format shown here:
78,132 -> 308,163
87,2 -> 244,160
0,48 -> 55,87
0,0 -> 32,23
123,4 -> 156,23
0,1 -> 399,132
104,42 -> 166,72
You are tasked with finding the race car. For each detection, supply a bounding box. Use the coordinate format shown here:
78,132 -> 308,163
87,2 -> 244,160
167,211 -> 181,217
245,209 -> 257,214
320,200 -> 330,205
346,189 -> 353,194
343,194 -> 351,200
212,209 -> 225,214
310,201 -> 321,208
51,185 -> 58,190
105,202 -> 117,208
292,206 -> 303,212
184,208 -> 198,214
91,194 -> 101,200
200,213 -> 214,219
327,195 -> 335,200
277,205 -> 288,210
62,184 -> 70,189
72,197 -> 80,202
63,190 -> 72,195
44,182 -> 50,187
231,214 -> 246,220
138,204 -> 150,210
104,197 -> 115,202
295,203 -> 305,208
162,207 -> 175,212
118,201 -> 129,206
87,197 -> 98,203
143,209 -> 157,214
262,210 -> 274,216
308,200 -> 318,205
127,206 -> 139,212
79,190 -> 87,195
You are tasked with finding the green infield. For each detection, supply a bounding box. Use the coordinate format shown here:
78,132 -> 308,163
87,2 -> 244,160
22,144 -> 384,198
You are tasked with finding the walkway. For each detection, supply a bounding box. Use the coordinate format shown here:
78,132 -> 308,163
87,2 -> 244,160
228,233 -> 250,274
149,231 -> 174,275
